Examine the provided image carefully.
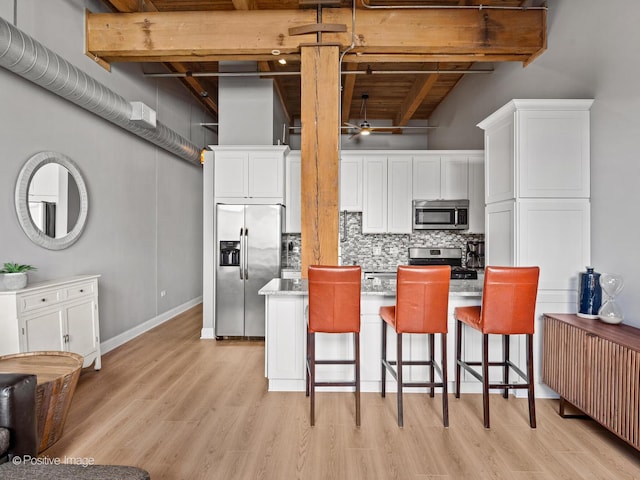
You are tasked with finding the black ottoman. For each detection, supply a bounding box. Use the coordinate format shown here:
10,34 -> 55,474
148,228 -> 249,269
0,464 -> 150,479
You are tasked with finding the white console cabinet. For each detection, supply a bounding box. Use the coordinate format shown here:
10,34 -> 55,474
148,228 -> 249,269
0,275 -> 101,369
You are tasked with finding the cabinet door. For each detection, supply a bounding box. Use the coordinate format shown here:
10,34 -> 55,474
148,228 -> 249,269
485,200 -> 515,267
66,299 -> 98,359
412,155 -> 441,199
518,199 -> 590,290
518,109 -> 590,198
387,155 -> 413,233
441,155 -> 469,199
248,151 -> 284,198
467,155 -> 485,233
484,115 -> 515,203
214,151 -> 248,198
285,152 -> 301,233
362,156 -> 388,233
21,308 -> 65,352
340,156 -> 363,211
266,296 -> 305,382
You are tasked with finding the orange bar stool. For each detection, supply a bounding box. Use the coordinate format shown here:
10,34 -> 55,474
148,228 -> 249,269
380,265 -> 451,427
306,265 -> 362,426
454,266 -> 540,428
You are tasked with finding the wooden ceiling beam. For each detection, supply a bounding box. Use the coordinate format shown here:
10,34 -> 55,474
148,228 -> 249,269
232,0 -> 257,10
86,8 -> 545,64
395,73 -> 439,127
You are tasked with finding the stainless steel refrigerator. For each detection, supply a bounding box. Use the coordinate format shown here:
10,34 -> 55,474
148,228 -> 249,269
215,204 -> 283,337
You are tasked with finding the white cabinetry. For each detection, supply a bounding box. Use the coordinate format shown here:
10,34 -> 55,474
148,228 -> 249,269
362,155 -> 412,234
339,154 -> 363,212
479,99 -> 593,395
467,154 -> 485,233
0,275 -> 101,369
413,152 -> 481,200
285,151 -> 301,233
213,146 -> 289,202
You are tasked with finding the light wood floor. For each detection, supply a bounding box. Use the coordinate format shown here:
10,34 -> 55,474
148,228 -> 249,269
45,305 -> 640,479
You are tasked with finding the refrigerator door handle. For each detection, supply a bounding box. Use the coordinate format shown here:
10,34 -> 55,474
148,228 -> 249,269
239,228 -> 244,280
244,228 -> 249,279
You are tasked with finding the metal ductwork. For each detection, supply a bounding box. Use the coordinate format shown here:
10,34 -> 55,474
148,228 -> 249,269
0,17 -> 201,166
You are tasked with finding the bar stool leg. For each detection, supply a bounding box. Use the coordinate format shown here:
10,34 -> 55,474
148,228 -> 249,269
503,334 -> 510,399
309,332 -> 316,426
381,320 -> 387,398
305,331 -> 310,398
455,319 -> 462,399
429,333 -> 435,398
482,333 -> 490,428
527,334 -> 537,428
397,332 -> 404,427
355,332 -> 361,427
441,332 -> 449,427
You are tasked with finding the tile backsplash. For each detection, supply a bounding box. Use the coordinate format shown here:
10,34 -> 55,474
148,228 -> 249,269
283,212 -> 483,271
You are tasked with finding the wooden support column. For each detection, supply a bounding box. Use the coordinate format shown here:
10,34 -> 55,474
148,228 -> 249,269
300,45 -> 340,277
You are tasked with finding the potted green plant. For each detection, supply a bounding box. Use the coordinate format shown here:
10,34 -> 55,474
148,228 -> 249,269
0,262 -> 37,290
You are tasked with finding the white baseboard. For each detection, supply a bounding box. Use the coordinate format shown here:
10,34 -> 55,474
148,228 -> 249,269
101,296 -> 203,354
200,327 -> 215,339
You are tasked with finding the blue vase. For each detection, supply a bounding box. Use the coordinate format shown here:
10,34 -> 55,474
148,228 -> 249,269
577,267 -> 602,318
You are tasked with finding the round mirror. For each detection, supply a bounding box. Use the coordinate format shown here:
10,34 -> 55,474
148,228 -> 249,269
15,152 -> 89,250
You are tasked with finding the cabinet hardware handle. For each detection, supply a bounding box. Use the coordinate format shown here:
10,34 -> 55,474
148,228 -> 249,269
41,298 -> 46,302
79,289 -> 84,293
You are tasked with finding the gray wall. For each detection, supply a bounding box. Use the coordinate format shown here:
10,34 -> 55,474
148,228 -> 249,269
0,1 -> 215,343
428,0 -> 640,328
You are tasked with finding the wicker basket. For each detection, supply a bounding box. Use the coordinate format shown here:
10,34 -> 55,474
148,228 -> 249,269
0,351 -> 84,452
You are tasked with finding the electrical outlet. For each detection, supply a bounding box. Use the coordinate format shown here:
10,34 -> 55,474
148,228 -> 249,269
389,246 -> 399,255
373,246 -> 382,256
160,290 -> 166,297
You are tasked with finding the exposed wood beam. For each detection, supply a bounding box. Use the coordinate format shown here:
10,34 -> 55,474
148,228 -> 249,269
300,45 -> 340,277
168,63 -> 219,114
86,8 -> 545,64
395,73 -> 439,126
258,61 -> 292,125
341,63 -> 358,126
232,0 -> 257,10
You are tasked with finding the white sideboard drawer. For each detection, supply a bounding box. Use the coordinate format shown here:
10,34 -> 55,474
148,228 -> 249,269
20,289 -> 63,313
65,281 -> 95,300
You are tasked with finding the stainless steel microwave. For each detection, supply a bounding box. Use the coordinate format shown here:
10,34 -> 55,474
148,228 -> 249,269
412,199 -> 469,230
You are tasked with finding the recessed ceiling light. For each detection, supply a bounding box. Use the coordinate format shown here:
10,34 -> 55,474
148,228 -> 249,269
278,58 -> 287,65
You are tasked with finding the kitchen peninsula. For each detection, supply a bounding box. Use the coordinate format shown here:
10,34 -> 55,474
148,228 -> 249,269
259,277 -> 483,392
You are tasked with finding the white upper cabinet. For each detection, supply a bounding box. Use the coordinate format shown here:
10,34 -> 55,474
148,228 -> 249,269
213,146 -> 289,202
362,155 -> 389,234
441,155 -> 469,199
413,152 -> 478,200
412,154 -> 441,199
284,151 -> 301,233
340,154 -> 363,212
478,99 -> 593,203
387,156 -> 413,233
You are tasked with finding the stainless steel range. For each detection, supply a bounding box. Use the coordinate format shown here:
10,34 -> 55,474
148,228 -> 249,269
408,247 -> 478,280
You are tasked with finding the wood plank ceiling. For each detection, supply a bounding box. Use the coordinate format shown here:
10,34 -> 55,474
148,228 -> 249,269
94,0 -> 547,132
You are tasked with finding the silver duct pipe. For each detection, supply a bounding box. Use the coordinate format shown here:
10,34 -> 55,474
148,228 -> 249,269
0,17 -> 201,166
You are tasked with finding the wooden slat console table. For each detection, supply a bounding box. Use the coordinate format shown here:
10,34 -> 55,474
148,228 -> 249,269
542,313 -> 640,451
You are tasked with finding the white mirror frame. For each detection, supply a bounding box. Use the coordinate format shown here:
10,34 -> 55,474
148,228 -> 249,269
15,151 -> 89,250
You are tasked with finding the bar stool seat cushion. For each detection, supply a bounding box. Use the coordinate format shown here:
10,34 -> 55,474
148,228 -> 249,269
453,305 -> 481,330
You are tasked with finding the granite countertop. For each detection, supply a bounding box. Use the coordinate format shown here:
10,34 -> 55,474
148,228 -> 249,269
259,277 -> 483,297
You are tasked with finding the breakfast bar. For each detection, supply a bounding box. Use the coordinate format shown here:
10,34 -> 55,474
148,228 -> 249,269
259,277 -> 483,392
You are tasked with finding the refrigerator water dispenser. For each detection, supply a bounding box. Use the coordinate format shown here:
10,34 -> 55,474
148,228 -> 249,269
219,241 -> 240,266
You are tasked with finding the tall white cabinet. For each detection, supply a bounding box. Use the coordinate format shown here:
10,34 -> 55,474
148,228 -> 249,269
478,99 -> 594,396
0,275 -> 101,369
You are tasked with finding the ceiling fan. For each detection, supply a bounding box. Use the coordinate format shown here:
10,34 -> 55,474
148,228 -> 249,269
343,94 -> 437,140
